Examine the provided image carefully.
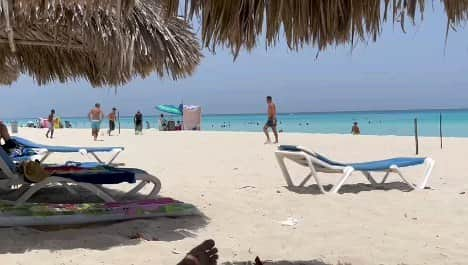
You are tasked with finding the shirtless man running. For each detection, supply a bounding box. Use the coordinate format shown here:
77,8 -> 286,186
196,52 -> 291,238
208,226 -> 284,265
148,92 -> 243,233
263,96 -> 278,144
88,103 -> 104,141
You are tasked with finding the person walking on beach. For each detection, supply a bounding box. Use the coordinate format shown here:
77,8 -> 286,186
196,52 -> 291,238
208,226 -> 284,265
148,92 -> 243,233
351,122 -> 361,135
263,96 -> 278,144
88,103 -> 104,141
46,109 -> 56,138
108,107 -> 117,136
134,110 -> 143,135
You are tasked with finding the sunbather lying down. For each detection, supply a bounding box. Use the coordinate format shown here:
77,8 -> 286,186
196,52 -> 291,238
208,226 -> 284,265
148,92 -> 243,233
178,240 -> 219,265
0,122 -> 16,153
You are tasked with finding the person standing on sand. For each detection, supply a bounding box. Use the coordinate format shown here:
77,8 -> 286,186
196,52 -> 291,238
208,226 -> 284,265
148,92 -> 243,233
351,122 -> 361,135
46,109 -> 56,138
159,114 -> 167,131
134,110 -> 143,135
88,103 -> 104,141
108,107 -> 117,136
263,96 -> 278,144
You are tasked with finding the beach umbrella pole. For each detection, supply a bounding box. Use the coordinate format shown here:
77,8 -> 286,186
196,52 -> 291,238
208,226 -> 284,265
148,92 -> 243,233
414,118 -> 419,155
118,111 -> 121,135
440,113 -> 443,149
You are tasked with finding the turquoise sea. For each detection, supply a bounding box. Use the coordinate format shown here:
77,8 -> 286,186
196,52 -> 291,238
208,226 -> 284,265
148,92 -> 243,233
2,109 -> 468,137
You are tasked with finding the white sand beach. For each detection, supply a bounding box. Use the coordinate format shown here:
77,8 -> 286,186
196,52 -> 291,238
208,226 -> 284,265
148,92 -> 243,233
1,128 -> 467,265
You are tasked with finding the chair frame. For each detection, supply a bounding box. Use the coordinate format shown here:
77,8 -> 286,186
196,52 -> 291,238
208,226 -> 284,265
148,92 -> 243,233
12,137 -> 124,166
275,146 -> 435,194
0,151 -> 161,205
36,147 -> 123,165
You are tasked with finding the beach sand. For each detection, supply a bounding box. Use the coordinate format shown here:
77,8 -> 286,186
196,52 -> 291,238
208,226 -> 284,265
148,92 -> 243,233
1,128 -> 467,265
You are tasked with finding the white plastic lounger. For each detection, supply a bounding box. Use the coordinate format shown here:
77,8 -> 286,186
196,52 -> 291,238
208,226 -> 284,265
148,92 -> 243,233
275,145 -> 435,194
0,148 -> 161,205
12,136 -> 124,166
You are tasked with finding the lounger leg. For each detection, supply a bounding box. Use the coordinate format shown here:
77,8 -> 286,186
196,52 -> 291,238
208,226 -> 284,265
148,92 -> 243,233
417,158 -> 435,189
107,150 -> 122,165
61,182 -> 78,195
305,156 -> 326,193
330,167 -> 354,194
362,171 -> 378,186
15,177 -> 116,205
390,166 -> 417,190
39,152 -> 51,163
275,153 -> 295,187
123,173 -> 162,198
380,171 -> 391,184
90,152 -> 105,164
125,181 -> 148,197
298,173 -> 313,187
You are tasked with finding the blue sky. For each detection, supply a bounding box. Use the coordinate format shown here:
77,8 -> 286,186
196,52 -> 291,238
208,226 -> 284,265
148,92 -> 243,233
1,1 -> 467,118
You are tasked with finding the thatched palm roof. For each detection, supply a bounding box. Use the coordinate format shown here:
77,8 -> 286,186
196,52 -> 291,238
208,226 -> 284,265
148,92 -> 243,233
165,0 -> 466,58
2,0 -> 467,87
0,0 -> 202,86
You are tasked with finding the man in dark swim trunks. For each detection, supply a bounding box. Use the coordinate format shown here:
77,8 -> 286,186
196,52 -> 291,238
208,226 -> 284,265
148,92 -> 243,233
134,110 -> 143,135
108,107 -> 117,136
0,121 -> 16,153
263,96 -> 278,144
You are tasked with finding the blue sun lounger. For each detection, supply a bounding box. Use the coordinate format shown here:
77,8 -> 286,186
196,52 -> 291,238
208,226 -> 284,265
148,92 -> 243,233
0,147 -> 161,205
275,145 -> 435,194
12,136 -> 124,165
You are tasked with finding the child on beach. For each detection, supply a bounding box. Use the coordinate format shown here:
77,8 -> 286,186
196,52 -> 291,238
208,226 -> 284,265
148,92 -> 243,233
46,109 -> 55,138
351,122 -> 361,135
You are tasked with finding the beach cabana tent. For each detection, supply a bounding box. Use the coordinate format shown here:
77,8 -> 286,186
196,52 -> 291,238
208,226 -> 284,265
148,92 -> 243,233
183,105 -> 202,131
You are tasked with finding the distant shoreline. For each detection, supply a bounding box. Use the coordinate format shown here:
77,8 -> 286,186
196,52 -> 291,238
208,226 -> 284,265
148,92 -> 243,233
2,107 -> 468,121
3,109 -> 468,138
12,127 -> 468,140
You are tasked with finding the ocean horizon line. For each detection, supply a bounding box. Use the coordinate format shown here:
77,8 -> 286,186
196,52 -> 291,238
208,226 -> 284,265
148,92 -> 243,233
3,107 -> 468,121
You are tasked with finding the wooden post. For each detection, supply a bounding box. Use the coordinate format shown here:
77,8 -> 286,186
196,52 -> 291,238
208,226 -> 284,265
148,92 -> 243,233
117,111 -> 121,135
414,118 -> 419,155
440,113 -> 443,149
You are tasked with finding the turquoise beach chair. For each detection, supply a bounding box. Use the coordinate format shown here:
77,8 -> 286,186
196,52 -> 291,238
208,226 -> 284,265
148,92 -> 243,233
12,136 -> 124,165
275,145 -> 435,194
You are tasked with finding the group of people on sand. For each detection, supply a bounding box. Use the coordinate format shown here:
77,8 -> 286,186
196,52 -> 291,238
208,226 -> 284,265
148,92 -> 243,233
263,96 -> 363,140
88,103 -> 144,141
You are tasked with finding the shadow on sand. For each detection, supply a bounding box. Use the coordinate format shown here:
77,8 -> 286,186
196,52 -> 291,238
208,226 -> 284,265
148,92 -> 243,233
0,186 -> 208,253
286,181 -> 422,195
225,261 -> 352,265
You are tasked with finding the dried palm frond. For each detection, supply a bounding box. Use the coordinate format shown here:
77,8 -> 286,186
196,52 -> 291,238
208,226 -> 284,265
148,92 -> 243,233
0,57 -> 19,85
172,0 -> 428,58
0,0 -> 202,87
444,0 -> 468,26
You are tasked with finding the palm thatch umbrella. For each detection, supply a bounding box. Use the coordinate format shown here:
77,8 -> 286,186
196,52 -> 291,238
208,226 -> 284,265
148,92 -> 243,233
0,0 -> 202,87
164,0 -> 466,58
